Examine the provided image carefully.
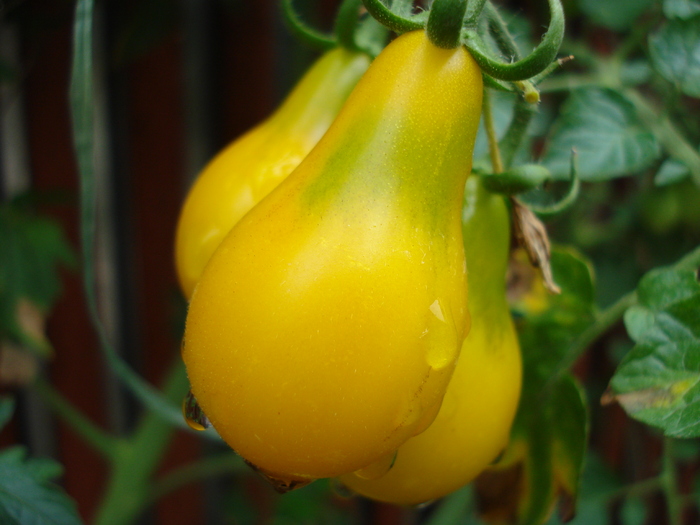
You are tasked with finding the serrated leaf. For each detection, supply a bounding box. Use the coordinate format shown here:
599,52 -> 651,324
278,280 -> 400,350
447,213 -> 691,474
655,158 -> 691,186
0,448 -> 83,525
475,375 -> 589,525
542,89 -> 660,181
664,0 -> 700,20
578,0 -> 655,31
649,18 -> 700,98
610,268 -> 700,437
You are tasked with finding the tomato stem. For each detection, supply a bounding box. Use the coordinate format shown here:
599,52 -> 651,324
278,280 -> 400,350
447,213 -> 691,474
482,89 -> 504,174
426,0 -> 468,49
33,378 -> 119,460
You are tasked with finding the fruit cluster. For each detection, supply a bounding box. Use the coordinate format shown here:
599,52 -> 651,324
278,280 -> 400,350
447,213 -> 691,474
176,3 -> 522,506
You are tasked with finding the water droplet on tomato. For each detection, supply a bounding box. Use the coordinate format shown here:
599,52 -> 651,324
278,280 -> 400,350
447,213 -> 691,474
425,299 -> 459,370
352,450 -> 398,480
182,389 -> 210,431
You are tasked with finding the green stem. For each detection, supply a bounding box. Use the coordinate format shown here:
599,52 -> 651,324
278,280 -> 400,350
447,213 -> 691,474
94,360 -> 191,525
482,89 -> 504,173
625,88 -> 700,188
547,290 -> 637,389
427,0 -> 468,49
662,438 -> 683,525
498,97 -> 536,168
33,378 -> 118,460
70,0 -> 186,429
149,453 -> 245,503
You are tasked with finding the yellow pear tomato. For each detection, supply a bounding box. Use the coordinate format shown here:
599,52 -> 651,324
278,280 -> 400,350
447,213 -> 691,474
339,177 -> 522,505
175,48 -> 371,299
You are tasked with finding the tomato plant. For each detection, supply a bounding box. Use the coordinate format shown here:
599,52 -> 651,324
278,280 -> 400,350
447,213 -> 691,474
1,0 -> 699,524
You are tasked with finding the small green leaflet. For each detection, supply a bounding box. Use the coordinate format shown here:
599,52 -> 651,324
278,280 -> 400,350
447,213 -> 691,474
0,201 -> 76,356
542,88 -> 660,181
663,0 -> 700,20
577,0 -> 655,31
610,267 -> 700,437
649,17 -> 700,98
0,446 -> 83,525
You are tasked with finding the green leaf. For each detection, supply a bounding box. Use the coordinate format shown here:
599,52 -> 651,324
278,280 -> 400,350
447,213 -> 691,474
664,0 -> 700,19
655,158 -> 691,186
0,447 -> 83,525
649,17 -> 700,98
542,89 -> 660,181
611,267 -> 700,437
513,247 -> 597,379
0,202 -> 76,356
0,397 -> 15,432
475,375 -> 589,525
578,0 -> 655,31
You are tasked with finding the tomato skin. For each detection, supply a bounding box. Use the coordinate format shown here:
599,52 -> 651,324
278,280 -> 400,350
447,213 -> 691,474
175,48 -> 371,299
339,177 -> 522,505
183,30 -> 483,481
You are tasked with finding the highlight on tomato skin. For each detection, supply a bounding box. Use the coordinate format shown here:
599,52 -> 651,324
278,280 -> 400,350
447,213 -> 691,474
174,47 -> 371,300
338,177 -> 522,506
181,30 -> 484,482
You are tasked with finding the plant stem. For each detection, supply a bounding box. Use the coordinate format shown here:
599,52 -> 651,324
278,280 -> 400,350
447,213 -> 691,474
33,377 -> 118,461
482,89 -> 503,174
149,453 -> 245,503
94,359 -> 190,525
662,438 -> 683,525
547,290 -> 638,388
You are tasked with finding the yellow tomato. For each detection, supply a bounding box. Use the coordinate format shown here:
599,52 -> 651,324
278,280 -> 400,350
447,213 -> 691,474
182,30 -> 483,482
339,177 -> 522,505
175,48 -> 371,299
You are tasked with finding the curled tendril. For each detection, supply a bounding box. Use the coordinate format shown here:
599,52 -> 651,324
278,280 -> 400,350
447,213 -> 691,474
281,0 -> 337,51
520,150 -> 580,217
361,0 -> 425,34
462,0 -> 565,81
